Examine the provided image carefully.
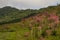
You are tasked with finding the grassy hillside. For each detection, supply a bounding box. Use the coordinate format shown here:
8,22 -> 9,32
0,5 -> 60,40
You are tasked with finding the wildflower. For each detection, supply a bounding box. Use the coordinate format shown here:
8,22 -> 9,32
37,26 -> 42,30
45,29 -> 52,35
24,32 -> 29,37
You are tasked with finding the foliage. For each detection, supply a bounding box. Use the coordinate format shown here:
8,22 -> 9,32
0,4 -> 60,40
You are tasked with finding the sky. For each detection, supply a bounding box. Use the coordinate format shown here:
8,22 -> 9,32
0,0 -> 60,9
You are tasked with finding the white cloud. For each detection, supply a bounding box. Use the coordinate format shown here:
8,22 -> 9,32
58,0 -> 60,4
0,0 -> 8,8
0,0 -> 59,9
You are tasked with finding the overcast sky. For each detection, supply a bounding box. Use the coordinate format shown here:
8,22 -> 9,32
0,0 -> 60,9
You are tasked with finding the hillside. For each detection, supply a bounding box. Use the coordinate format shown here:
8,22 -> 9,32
0,5 -> 60,40
0,6 -> 37,24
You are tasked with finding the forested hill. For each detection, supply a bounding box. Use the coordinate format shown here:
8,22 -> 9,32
0,5 -> 60,24
0,6 -> 37,24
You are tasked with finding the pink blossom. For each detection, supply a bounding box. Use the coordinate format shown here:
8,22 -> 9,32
29,23 -> 32,27
24,32 -> 29,37
39,36 -> 45,40
34,16 -> 41,22
45,30 -> 52,35
48,23 -> 55,28
54,20 -> 59,24
37,26 -> 42,30
49,14 -> 59,20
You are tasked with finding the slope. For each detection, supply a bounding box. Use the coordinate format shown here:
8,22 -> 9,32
0,5 -> 60,40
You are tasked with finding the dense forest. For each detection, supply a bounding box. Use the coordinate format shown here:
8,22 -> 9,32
0,4 -> 60,40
